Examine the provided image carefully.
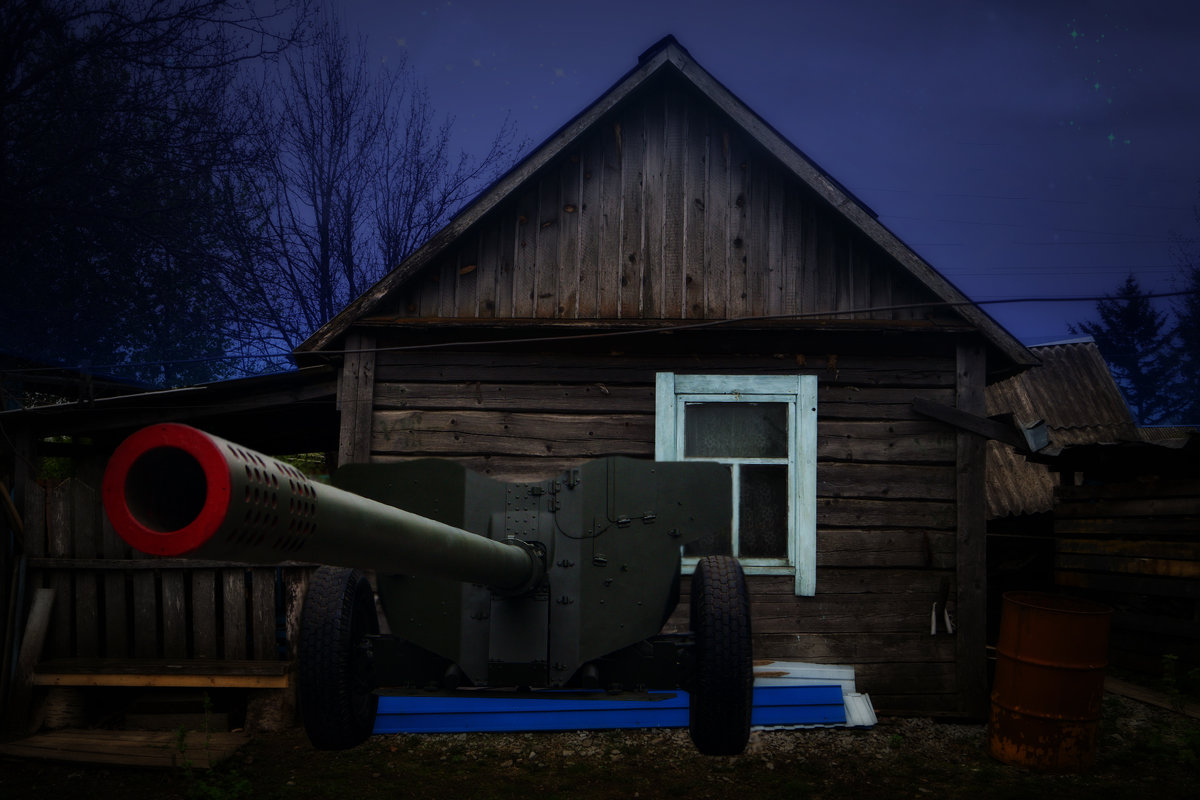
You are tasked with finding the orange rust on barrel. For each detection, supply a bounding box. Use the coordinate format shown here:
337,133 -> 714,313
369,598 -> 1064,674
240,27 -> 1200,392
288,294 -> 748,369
987,591 -> 1112,772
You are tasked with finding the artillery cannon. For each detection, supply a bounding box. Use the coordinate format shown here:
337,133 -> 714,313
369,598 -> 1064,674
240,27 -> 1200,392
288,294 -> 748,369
101,423 -> 753,755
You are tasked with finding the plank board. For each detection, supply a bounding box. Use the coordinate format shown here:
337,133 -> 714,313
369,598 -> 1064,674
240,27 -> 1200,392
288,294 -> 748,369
955,341 -> 988,718
373,382 -> 653,413
161,571 -> 187,658
33,658 -> 290,689
819,463 -> 955,500
0,729 -> 249,769
1055,552 -> 1200,579
817,421 -> 956,464
371,410 -> 654,458
251,568 -> 276,660
47,482 -> 72,657
1056,537 -> 1200,561
619,99 -> 646,317
558,150 -> 582,318
596,118 -> 622,317
70,480 -> 99,658
817,498 -> 956,529
192,570 -> 218,659
817,529 -> 956,569
223,570 -> 247,659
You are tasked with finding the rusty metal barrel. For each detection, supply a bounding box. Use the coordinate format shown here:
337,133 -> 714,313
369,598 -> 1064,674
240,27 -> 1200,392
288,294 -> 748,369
988,591 -> 1113,771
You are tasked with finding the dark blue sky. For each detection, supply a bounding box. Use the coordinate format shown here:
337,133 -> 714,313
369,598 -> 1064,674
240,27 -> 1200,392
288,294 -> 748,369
347,0 -> 1200,346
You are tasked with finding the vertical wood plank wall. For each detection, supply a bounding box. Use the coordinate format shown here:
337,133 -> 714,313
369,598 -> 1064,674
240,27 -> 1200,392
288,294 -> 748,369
385,73 -> 946,326
368,348 -> 963,714
955,342 -> 988,718
21,474 -> 307,663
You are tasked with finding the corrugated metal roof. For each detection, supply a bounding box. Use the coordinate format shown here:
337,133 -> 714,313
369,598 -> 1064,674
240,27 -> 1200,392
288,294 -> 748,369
1140,426 -> 1200,443
985,341 -> 1138,519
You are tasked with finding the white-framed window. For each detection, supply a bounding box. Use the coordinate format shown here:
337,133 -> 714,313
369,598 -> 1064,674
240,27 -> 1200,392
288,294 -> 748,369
655,373 -> 817,596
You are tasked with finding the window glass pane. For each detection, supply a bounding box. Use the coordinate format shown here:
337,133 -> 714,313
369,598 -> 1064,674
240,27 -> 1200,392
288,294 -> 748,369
683,527 -> 732,558
684,402 -> 788,458
739,465 -> 788,558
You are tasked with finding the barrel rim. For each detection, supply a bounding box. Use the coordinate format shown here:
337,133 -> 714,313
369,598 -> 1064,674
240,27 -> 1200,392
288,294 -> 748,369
101,423 -> 231,556
1001,590 -> 1112,616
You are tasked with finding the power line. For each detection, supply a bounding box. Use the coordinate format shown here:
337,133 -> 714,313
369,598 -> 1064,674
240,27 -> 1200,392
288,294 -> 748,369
21,291 -> 1200,376
9,288 -> 1194,374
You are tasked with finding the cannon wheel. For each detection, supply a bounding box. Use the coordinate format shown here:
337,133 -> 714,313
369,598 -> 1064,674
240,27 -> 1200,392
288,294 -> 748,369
299,566 -> 380,749
688,555 -> 753,756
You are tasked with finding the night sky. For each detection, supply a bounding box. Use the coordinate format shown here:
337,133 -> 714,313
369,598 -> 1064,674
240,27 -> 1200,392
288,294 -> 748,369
346,0 -> 1200,346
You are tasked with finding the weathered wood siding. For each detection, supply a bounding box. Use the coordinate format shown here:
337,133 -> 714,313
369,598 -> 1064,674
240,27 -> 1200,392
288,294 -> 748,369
383,73 -> 943,324
1053,478 -> 1200,675
21,474 -> 307,662
366,346 -> 962,713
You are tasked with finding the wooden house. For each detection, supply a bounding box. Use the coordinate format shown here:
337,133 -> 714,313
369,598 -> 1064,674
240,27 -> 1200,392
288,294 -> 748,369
294,36 -> 1036,717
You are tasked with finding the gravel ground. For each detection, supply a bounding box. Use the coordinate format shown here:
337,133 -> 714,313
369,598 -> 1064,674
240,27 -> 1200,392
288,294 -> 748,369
2,693 -> 1197,800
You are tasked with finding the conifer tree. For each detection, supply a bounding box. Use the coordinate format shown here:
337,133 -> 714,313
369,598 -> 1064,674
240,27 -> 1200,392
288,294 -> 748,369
1173,265 -> 1200,423
1072,275 -> 1179,425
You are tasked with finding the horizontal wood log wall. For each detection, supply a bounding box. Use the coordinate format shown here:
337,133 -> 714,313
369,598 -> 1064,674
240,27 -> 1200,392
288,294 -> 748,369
1052,478 -> 1200,674
383,74 -> 944,325
21,476 -> 308,662
368,348 -> 961,712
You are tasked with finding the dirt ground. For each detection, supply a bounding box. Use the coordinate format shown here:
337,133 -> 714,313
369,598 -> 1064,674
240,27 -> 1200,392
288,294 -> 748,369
2,693 -> 1197,800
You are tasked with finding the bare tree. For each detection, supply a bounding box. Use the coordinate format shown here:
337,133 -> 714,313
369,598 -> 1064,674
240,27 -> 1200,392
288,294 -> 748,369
228,14 -> 521,361
0,0 -> 310,384
373,84 -> 518,278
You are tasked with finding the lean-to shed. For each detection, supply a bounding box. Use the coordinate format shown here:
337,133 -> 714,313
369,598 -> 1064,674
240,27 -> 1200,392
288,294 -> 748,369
295,36 -> 1036,717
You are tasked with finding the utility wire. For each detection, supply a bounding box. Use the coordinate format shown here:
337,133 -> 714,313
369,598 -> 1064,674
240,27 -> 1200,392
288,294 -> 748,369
5,289 -> 1198,376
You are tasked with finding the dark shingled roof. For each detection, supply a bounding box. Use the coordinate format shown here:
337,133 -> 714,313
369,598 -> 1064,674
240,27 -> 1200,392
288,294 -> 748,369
985,339 -> 1138,519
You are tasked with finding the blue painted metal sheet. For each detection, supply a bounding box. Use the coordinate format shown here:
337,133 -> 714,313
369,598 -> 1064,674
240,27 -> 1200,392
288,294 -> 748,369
373,685 -> 845,734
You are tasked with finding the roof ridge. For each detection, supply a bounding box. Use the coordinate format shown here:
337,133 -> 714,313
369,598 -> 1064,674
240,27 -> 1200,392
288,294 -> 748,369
638,34 -> 689,64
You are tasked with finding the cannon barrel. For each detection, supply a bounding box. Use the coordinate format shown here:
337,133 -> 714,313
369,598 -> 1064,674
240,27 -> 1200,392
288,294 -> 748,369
101,423 -> 543,593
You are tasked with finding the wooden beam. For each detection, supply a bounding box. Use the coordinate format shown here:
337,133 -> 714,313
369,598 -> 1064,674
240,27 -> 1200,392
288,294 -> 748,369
7,588 -> 54,736
0,479 -> 23,539
32,658 -> 291,689
1106,677 -> 1200,720
337,330 -> 376,466
31,673 -> 289,689
912,396 -> 1028,451
25,557 -> 315,570
955,342 -> 988,719
0,729 -> 250,769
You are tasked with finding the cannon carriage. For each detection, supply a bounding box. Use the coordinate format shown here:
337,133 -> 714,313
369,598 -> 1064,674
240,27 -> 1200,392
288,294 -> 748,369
101,423 -> 753,755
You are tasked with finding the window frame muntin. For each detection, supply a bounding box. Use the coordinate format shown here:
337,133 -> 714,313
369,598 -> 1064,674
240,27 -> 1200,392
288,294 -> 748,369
655,373 -> 817,596
676,392 -> 795,569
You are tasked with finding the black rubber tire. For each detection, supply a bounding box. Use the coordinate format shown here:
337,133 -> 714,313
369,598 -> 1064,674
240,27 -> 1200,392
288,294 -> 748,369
688,555 -> 753,756
299,566 -> 380,750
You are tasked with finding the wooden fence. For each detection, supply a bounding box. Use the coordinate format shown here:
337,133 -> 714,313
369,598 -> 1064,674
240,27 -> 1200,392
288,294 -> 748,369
21,476 -> 310,665
1053,477 -> 1200,676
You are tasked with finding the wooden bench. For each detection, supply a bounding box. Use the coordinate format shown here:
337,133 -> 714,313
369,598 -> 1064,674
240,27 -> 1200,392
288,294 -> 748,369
29,658 -> 295,734
32,658 -> 292,689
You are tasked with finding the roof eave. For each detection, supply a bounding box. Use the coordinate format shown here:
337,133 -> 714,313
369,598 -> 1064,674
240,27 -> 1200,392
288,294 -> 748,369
295,37 -> 1035,373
